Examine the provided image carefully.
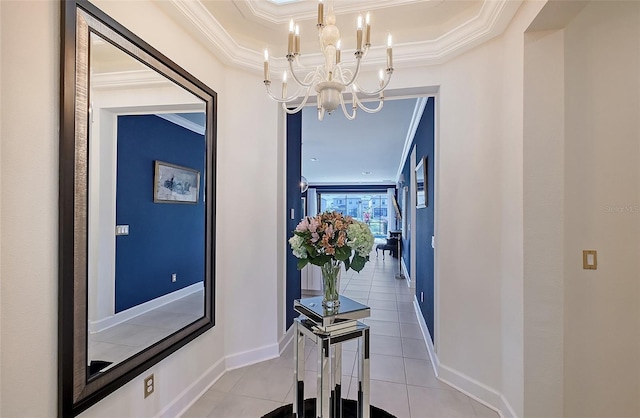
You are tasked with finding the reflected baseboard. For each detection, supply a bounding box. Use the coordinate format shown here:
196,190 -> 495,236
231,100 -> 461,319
301,290 -> 321,298
88,282 -> 204,333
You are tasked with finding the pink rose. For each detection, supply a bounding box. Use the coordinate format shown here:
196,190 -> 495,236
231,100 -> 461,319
295,217 -> 309,232
309,217 -> 319,233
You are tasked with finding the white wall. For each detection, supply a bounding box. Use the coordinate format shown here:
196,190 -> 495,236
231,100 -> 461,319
4,1 -> 640,417
563,2 -> 640,416
0,0 -> 4,411
523,27 -> 565,418
375,3 -> 537,415
1,1 -> 59,416
219,66 -> 280,367
0,0 -> 283,414
501,3 -> 550,416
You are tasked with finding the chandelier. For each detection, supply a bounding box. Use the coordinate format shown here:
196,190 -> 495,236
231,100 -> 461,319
262,0 -> 394,120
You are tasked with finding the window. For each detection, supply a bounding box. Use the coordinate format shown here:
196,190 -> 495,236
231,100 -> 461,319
373,208 -> 387,217
316,192 -> 390,238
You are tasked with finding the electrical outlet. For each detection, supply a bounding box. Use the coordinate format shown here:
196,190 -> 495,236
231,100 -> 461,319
420,292 -> 424,303
144,374 -> 154,398
171,273 -> 177,283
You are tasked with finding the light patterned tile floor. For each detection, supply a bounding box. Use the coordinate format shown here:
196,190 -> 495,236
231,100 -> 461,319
88,290 -> 203,372
181,255 -> 499,418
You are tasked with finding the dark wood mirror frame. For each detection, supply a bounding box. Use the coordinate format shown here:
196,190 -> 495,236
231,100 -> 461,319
59,1 -> 217,416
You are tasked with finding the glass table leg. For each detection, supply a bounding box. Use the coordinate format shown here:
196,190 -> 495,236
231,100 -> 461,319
357,328 -> 370,418
294,321 -> 306,418
331,342 -> 343,418
317,337 -> 330,418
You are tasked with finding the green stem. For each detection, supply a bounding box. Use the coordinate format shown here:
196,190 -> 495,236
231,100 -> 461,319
321,259 -> 342,308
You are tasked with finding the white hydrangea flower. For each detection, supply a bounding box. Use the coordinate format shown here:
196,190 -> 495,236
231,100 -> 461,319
288,235 -> 308,259
347,221 -> 374,257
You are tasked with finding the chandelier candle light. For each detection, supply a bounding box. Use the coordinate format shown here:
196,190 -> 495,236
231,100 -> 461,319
263,0 -> 394,120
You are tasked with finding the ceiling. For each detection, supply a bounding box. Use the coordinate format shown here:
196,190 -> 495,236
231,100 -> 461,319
301,98 -> 418,185
160,0 -> 521,71
155,0 -> 522,184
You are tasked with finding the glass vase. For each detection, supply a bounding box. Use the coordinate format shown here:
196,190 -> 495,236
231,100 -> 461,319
320,259 -> 342,309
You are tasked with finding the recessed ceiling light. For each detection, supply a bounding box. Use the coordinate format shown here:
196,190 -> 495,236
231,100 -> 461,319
310,157 -> 319,162
362,171 -> 372,175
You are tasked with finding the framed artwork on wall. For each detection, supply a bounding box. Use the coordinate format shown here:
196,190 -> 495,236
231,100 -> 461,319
402,186 -> 408,236
415,156 -> 427,208
154,160 -> 201,203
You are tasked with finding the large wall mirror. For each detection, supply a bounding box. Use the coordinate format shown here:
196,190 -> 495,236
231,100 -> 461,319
59,1 -> 217,415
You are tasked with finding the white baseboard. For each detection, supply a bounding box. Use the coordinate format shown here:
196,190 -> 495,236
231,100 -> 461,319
437,364 -> 514,418
413,297 -> 439,374
160,356 -> 225,418
279,324 -> 294,354
89,282 -> 203,333
401,258 -> 412,288
225,343 -> 280,371
164,339 -> 283,418
412,297 -> 514,418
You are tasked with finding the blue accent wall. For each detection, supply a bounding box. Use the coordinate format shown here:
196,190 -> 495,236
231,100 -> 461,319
414,98 -> 435,341
286,112 -> 303,328
400,160 -> 412,277
115,114 -> 206,313
400,98 -> 435,341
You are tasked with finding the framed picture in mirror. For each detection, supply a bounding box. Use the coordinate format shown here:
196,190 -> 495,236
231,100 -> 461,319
416,156 -> 427,208
154,161 -> 201,204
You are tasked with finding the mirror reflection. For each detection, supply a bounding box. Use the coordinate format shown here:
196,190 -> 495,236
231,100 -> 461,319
87,32 -> 206,376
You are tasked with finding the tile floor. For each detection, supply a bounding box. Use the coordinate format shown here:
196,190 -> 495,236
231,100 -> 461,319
182,255 -> 498,418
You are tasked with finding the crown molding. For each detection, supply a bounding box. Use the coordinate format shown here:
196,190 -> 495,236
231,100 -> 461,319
244,0 -> 437,25
164,0 -> 522,73
156,113 -> 206,135
164,0 -> 263,71
92,70 -> 170,89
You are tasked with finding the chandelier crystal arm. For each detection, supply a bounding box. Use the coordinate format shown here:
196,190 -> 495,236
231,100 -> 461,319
339,93 -> 357,121
264,81 -> 310,104
339,56 -> 363,88
353,69 -> 394,96
349,89 -> 384,114
282,95 -> 311,114
355,96 -> 385,113
287,59 -> 321,88
281,84 -> 316,114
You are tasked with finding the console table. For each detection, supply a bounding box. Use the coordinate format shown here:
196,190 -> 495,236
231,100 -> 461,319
293,296 -> 371,418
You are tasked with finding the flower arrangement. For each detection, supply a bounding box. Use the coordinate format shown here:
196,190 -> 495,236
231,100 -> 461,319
289,211 -> 375,272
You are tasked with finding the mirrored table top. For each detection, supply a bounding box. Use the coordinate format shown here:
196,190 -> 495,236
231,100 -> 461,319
294,296 -> 370,328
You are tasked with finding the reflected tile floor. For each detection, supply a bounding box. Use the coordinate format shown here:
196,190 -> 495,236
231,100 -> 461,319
88,290 -> 203,369
182,256 -> 498,418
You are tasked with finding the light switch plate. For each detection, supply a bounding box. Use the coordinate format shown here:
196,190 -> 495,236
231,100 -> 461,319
583,250 -> 597,270
115,225 -> 129,236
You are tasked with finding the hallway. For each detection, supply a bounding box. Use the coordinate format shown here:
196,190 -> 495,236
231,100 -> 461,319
183,255 -> 497,418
